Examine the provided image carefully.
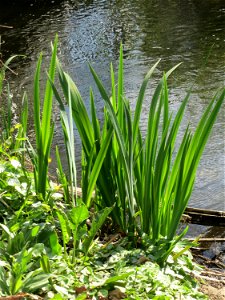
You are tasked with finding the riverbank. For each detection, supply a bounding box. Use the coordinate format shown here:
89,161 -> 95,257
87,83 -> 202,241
1,28 -> 225,298
192,238 -> 225,299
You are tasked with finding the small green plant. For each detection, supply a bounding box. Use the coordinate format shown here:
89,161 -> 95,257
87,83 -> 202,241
50,66 -> 114,209
55,201 -> 113,264
69,238 -> 207,300
30,35 -> 58,200
0,54 -> 28,153
0,54 -> 17,96
0,223 -> 50,296
0,156 -> 32,216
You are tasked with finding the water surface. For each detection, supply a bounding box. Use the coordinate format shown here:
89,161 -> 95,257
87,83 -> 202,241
0,0 -> 224,210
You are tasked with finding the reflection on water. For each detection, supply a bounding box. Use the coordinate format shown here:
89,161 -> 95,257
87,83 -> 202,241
0,0 -> 224,210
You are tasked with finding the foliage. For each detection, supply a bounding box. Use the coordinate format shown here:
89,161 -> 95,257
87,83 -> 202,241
50,66 -> 113,209
0,55 -> 18,96
0,222 -> 50,296
55,200 -> 113,264
0,217 -> 208,299
90,47 -> 225,246
75,238 -> 208,300
0,72 -> 28,153
0,155 -> 31,215
30,35 -> 58,200
0,38 -> 222,298
52,43 -> 225,263
37,237 -> 207,300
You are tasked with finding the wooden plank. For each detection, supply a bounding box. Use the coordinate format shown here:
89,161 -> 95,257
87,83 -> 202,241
185,207 -> 225,217
183,207 -> 225,227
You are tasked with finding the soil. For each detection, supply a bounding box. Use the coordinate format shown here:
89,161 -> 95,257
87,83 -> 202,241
191,238 -> 225,299
200,285 -> 225,300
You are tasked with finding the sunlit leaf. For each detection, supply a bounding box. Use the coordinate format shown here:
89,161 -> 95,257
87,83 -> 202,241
69,205 -> 89,225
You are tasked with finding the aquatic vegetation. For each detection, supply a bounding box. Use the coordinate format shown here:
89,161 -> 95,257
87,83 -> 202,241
30,35 -> 57,200
0,57 -> 28,153
53,42 -> 225,264
0,38 -> 223,298
0,55 -> 17,96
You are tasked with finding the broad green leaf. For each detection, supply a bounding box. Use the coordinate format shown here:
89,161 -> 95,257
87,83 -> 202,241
49,231 -> 62,255
53,284 -> 69,296
29,243 -> 45,257
50,294 -> 64,300
82,206 -> 114,254
40,255 -> 51,273
31,226 -> 40,237
11,275 -> 23,294
56,210 -> 71,245
104,272 -> 132,284
69,205 -> 89,225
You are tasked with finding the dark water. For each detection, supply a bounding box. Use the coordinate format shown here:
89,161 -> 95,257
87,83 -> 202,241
0,0 -> 224,210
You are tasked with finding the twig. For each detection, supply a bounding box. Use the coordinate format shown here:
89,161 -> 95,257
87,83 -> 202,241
0,25 -> 13,29
193,254 -> 211,262
189,238 -> 225,242
193,253 -> 225,269
214,261 -> 225,269
0,293 -> 43,300
195,274 -> 225,283
191,246 -> 209,251
201,270 -> 225,278
204,265 -> 225,274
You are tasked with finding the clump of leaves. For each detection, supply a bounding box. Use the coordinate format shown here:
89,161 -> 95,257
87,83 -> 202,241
51,40 -> 225,266
0,223 -> 50,296
0,215 -> 208,299
30,35 -> 57,201
0,156 -> 32,216
55,200 -> 113,265
70,238 -> 207,300
0,38 -> 214,300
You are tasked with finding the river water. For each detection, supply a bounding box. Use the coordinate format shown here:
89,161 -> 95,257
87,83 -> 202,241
0,0 -> 224,210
